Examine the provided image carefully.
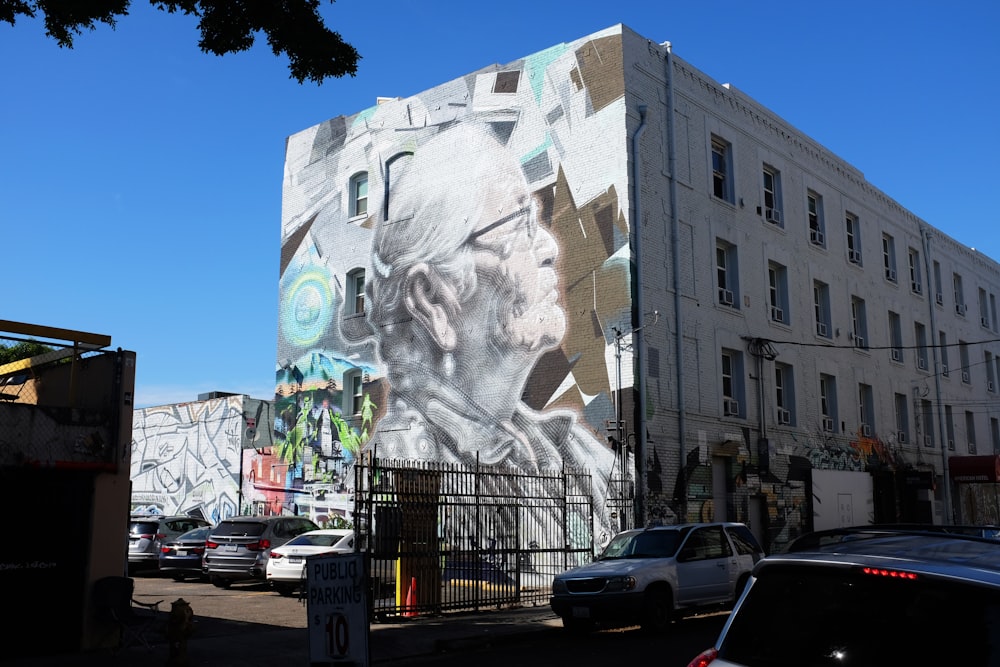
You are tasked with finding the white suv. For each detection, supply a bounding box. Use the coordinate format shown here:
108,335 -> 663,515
550,522 -> 763,632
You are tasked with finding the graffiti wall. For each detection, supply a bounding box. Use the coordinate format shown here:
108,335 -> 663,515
277,26 -> 634,545
130,395 -> 274,523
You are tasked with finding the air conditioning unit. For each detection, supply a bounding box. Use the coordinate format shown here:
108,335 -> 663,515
861,424 -> 872,437
718,288 -> 734,306
777,408 -> 790,425
924,435 -> 932,447
948,439 -> 955,450
956,303 -> 967,315
935,292 -> 944,305
982,317 -> 991,328
911,281 -> 922,294
897,431 -> 907,444
854,336 -> 865,349
816,322 -> 828,337
770,306 -> 784,322
890,349 -> 903,362
990,381 -> 996,392
917,357 -> 927,370
970,442 -> 978,454
962,370 -> 971,383
724,399 -> 740,416
848,249 -> 862,264
765,208 -> 781,224
810,229 -> 825,245
822,418 -> 834,433
941,364 -> 949,376
885,268 -> 897,281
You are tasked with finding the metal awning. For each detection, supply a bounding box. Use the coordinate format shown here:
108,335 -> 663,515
949,455 -> 1000,483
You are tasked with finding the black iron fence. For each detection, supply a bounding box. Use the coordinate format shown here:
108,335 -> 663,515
353,454 -> 598,619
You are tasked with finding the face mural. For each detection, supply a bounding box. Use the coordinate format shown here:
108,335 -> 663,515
277,27 -> 632,545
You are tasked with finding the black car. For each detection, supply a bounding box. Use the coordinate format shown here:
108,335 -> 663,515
158,525 -> 213,581
688,525 -> 1000,666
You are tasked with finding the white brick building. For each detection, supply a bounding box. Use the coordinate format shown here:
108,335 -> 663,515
276,24 -> 1000,551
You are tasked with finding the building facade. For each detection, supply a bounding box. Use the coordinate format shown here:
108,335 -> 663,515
276,24 -> 1000,552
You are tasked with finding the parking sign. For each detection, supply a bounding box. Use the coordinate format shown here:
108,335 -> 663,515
307,552 -> 369,666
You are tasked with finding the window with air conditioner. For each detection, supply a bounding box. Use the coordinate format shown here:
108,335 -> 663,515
851,297 -> 868,350
891,349 -> 903,363
814,281 -> 832,339
897,431 -> 907,444
721,349 -> 744,418
761,165 -> 783,226
716,241 -> 739,309
807,190 -> 825,246
861,424 -> 872,437
858,384 -> 874,438
820,373 -> 838,434
908,248 -> 922,295
777,408 -> 790,425
882,234 -> 896,283
888,312 -> 903,362
845,212 -> 862,266
895,394 -> 909,446
768,261 -> 788,324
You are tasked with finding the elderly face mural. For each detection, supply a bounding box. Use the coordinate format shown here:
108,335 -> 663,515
277,27 -> 633,547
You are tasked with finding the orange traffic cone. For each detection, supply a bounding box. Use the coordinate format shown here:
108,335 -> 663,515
403,577 -> 418,617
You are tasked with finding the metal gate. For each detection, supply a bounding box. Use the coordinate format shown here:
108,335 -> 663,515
353,454 -> 597,619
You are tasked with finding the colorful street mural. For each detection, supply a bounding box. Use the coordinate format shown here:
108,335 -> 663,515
276,27 -> 633,545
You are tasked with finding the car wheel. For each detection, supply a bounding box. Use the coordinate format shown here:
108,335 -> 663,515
211,576 -> 231,589
561,616 -> 596,633
640,586 -> 673,633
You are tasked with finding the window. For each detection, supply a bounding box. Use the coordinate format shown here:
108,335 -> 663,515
768,262 -> 788,324
980,288 -> 991,329
993,418 -> 1000,454
954,273 -> 967,315
915,322 -> 928,371
344,371 -> 364,416
711,136 -> 734,203
762,165 -> 782,225
992,293 -> 999,331
349,172 -> 368,218
807,190 -> 825,246
908,248 -> 922,294
939,331 -> 950,376
933,260 -> 944,305
888,312 -> 903,363
851,296 -> 868,349
882,234 -> 897,282
987,351 -> 996,393
846,212 -> 862,265
894,393 -> 909,445
722,349 -> 744,417
716,240 -> 739,308
346,268 -> 365,315
945,405 -> 955,451
858,383 -> 874,436
775,363 -> 794,426
960,340 -> 971,384
814,280 -> 831,338
820,374 -> 838,433
921,399 -> 934,447
966,411 -> 977,454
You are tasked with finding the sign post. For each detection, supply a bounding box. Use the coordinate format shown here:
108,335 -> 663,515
307,552 -> 369,667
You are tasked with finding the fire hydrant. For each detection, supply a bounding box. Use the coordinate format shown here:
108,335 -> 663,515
165,598 -> 194,667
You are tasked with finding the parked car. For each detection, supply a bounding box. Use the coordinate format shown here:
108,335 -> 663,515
265,528 -> 355,596
687,525 -> 1000,666
202,515 -> 319,588
158,525 -> 213,581
550,522 -> 764,632
128,514 -> 211,572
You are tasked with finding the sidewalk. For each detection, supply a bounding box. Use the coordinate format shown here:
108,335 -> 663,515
6,604 -> 563,666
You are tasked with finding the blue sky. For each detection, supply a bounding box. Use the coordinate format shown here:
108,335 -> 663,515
2,1 -> 997,409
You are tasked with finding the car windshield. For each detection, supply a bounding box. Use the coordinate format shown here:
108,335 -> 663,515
599,531 -> 681,559
213,522 -> 267,537
175,526 -> 211,542
129,521 -> 159,535
286,533 -> 352,548
719,564 -> 1000,666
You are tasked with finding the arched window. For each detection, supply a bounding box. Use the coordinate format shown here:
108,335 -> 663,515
349,172 -> 368,218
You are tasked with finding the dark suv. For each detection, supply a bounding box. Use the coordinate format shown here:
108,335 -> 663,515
688,525 -> 1000,666
203,515 -> 319,588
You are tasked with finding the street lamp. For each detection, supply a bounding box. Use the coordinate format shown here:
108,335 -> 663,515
611,311 -> 659,532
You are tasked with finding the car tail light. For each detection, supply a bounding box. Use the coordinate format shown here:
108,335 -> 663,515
270,551 -> 284,560
860,566 -> 918,580
139,533 -> 154,540
245,539 -> 271,551
205,540 -> 219,549
161,546 -> 172,554
686,648 -> 718,667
